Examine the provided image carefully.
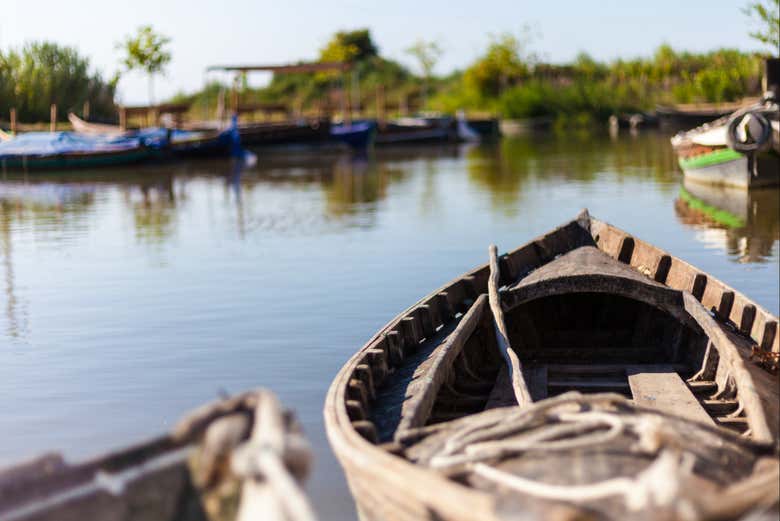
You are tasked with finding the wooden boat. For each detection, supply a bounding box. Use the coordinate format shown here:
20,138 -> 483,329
68,113 -> 126,136
670,95 -> 779,189
0,131 -> 156,171
656,103 -> 745,130
465,118 -> 501,140
230,119 -> 332,147
499,116 -> 553,136
376,117 -> 457,145
69,113 -> 241,159
331,121 -> 377,150
0,389 -> 317,521
325,210 -> 780,521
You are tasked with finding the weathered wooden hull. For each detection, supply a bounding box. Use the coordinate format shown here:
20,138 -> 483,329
324,211 -> 779,521
1,390 -> 314,521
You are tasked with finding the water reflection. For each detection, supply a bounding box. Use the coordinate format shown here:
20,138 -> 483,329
0,182 -> 98,340
122,174 -> 177,244
0,133 -> 773,262
465,132 -> 680,213
0,214 -> 25,340
675,181 -> 780,263
0,131 -> 776,520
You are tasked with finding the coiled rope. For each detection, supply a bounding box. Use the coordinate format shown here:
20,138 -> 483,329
422,392 -> 772,515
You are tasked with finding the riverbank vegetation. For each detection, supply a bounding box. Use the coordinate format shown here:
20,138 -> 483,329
1,3 -> 776,126
175,28 -> 771,126
0,43 -> 117,123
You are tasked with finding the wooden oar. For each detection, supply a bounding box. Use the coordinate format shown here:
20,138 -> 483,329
488,244 -> 532,406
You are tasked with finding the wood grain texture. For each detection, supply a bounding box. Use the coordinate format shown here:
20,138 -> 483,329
488,245 -> 532,407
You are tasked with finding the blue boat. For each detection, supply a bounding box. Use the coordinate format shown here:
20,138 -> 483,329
330,121 -> 376,150
0,131 -> 157,170
135,122 -> 242,158
69,113 -> 244,159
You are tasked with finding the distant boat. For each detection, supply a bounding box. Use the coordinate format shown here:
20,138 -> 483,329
499,116 -> 553,136
375,116 -> 458,145
331,120 -> 377,150
671,97 -> 779,189
656,100 -> 758,130
69,113 -> 241,158
0,131 -> 156,170
200,118 -> 333,148
464,117 -> 501,140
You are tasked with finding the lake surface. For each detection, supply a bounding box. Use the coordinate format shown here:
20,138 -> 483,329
0,131 -> 778,519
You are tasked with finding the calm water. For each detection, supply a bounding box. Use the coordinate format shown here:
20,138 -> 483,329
0,131 -> 778,519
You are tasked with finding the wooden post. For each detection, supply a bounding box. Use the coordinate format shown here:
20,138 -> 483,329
50,104 -> 57,132
83,101 -> 90,120
119,107 -> 127,131
216,89 -> 226,124
232,75 -> 240,116
344,87 -> 352,126
9,108 -> 16,134
351,69 -> 360,119
376,85 -> 385,128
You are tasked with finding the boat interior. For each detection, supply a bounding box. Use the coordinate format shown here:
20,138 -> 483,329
329,212 -> 779,521
350,217 -> 778,449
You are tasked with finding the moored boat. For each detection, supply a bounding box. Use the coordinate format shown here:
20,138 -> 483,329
0,389 -> 316,521
331,121 -> 377,150
0,131 -> 157,171
499,116 -> 553,136
325,210 -> 779,521
375,116 -> 458,145
69,113 -> 242,159
656,102 -> 746,130
464,118 -> 501,140
228,118 -> 333,148
670,59 -> 780,189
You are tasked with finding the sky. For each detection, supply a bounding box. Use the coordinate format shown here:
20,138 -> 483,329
2,0 -> 768,104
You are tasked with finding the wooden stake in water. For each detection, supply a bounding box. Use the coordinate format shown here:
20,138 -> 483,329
50,104 -> 57,132
10,108 -> 16,134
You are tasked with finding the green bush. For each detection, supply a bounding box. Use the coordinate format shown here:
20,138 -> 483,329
0,42 -> 117,123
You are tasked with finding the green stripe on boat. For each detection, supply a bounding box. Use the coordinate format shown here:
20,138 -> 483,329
678,186 -> 745,228
678,147 -> 743,171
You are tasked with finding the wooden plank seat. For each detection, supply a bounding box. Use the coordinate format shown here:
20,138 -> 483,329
628,370 -> 714,425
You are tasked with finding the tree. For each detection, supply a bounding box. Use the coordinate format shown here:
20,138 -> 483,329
743,0 -> 780,55
319,29 -> 378,63
117,25 -> 172,105
0,42 -> 117,122
463,33 -> 532,99
406,39 -> 443,107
